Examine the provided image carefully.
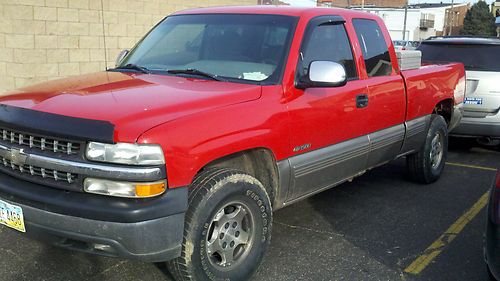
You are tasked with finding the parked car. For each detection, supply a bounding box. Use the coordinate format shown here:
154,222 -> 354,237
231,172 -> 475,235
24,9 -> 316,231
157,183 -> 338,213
393,40 -> 420,50
418,37 -> 500,144
486,169 -> 500,280
0,6 -> 465,281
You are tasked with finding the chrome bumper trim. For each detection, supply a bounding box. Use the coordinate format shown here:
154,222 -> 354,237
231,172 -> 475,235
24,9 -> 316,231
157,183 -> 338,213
0,144 -> 164,182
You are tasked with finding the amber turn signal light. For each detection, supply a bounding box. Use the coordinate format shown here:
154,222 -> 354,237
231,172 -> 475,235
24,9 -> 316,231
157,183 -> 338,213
135,182 -> 166,197
84,178 -> 167,198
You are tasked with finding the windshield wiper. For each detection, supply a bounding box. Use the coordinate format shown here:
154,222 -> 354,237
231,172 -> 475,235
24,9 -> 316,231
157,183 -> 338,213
112,64 -> 151,74
167,68 -> 226,81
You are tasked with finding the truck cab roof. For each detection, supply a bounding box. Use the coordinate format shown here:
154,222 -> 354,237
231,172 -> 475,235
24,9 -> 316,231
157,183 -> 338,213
174,5 -> 377,19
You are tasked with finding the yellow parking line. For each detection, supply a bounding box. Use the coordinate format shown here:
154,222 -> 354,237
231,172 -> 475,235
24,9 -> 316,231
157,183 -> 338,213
404,192 -> 490,275
446,162 -> 497,171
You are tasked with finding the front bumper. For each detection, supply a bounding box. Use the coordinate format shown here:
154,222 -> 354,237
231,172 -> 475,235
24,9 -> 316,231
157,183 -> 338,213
0,172 -> 187,262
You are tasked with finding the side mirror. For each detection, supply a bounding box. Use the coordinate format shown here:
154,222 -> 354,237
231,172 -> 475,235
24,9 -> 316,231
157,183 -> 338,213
297,61 -> 347,89
115,50 -> 129,67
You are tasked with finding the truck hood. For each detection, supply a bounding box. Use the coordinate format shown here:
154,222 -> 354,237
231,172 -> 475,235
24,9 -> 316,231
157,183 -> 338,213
0,72 -> 262,142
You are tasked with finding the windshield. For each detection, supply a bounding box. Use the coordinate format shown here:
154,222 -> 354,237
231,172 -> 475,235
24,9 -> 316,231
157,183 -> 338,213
119,14 -> 297,84
418,43 -> 500,72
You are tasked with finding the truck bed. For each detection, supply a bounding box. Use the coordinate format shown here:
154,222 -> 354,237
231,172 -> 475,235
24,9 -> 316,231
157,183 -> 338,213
401,63 -> 465,121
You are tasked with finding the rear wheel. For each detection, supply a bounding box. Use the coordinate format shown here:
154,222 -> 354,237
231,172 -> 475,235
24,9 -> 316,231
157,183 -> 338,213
167,168 -> 272,281
407,115 -> 448,184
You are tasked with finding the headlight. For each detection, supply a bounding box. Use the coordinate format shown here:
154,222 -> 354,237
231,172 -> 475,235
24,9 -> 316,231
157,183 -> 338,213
86,142 -> 165,165
84,178 -> 166,198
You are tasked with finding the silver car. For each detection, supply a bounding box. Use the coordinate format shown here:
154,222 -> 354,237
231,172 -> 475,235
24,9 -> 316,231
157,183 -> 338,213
418,37 -> 500,141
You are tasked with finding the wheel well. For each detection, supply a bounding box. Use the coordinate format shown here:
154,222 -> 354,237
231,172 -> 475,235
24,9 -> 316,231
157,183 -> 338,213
434,99 -> 453,125
199,148 -> 279,207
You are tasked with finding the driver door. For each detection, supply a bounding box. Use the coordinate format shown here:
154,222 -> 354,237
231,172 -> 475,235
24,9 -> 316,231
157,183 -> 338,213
286,16 -> 371,202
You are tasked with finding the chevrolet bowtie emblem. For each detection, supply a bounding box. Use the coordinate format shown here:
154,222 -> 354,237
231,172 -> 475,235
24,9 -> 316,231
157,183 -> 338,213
7,148 -> 28,166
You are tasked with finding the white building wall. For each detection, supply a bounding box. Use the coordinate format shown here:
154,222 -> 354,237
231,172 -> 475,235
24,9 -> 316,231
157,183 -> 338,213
357,4 -> 468,41
422,7 -> 448,31
371,9 -> 421,40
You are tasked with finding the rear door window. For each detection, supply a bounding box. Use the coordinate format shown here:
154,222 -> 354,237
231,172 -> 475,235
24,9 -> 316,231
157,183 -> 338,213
418,43 -> 500,72
352,19 -> 393,77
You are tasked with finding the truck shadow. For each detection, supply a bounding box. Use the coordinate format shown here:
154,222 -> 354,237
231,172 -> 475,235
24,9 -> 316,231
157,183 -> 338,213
4,235 -> 175,281
264,152 -> 496,281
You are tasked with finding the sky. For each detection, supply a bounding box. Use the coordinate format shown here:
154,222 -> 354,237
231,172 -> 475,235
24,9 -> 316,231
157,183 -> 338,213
284,0 -> 497,6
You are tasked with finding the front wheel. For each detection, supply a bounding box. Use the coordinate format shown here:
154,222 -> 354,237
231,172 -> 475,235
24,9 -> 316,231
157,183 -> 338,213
407,114 -> 448,184
167,168 -> 272,281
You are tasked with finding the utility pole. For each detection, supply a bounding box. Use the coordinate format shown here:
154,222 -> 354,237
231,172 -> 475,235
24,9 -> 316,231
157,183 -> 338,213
402,1 -> 408,40
448,0 -> 455,36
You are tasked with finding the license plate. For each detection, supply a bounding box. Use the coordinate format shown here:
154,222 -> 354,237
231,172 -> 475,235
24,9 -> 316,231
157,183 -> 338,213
0,199 -> 25,233
464,97 -> 483,105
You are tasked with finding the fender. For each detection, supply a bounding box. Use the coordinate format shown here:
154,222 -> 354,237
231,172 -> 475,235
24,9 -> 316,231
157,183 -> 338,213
137,86 -> 290,188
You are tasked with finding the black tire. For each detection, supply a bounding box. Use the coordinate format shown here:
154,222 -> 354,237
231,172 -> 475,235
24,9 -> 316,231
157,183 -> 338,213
407,114 -> 448,184
167,168 -> 273,281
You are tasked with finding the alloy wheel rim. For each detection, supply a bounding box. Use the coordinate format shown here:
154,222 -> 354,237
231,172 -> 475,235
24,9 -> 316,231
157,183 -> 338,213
430,131 -> 444,169
206,201 -> 254,269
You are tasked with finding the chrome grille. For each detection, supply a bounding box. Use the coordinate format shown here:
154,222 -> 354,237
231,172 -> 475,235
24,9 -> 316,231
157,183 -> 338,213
0,156 -> 77,184
0,128 -> 80,155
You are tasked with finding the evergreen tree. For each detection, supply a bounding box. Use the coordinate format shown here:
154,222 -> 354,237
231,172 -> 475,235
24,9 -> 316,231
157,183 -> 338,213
460,1 -> 496,36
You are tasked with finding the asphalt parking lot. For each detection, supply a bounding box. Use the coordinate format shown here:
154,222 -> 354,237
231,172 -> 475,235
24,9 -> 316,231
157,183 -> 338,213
0,139 -> 498,281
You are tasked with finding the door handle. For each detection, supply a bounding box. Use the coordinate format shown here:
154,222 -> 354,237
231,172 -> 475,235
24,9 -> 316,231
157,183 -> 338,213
356,94 -> 369,108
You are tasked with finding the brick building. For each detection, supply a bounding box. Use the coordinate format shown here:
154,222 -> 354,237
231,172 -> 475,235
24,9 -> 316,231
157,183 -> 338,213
0,0 -> 257,93
492,0 -> 500,15
442,4 -> 469,36
317,0 -> 406,8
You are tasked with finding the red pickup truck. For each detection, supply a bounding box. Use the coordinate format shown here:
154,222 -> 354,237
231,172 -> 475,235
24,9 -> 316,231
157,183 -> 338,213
0,6 -> 464,281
